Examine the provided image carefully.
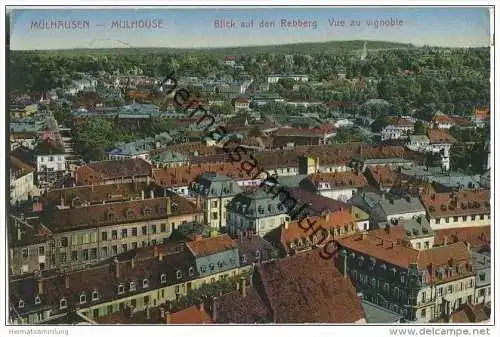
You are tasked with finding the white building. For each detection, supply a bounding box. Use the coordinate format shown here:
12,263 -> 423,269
10,157 -> 37,205
34,139 -> 68,187
381,118 -> 414,142
267,74 -> 309,84
227,188 -> 290,237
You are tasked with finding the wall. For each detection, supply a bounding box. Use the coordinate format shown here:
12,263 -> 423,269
429,214 -> 490,230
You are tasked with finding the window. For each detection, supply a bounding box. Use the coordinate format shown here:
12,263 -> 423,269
60,298 -> 67,309
480,214 -> 485,220
211,200 -> 218,208
212,212 -> 218,220
416,242 -> 421,249
91,291 -> 99,301
38,246 -> 45,255
421,308 -> 426,318
151,225 -> 157,234
18,299 -> 24,308
371,278 -> 377,287
122,244 -> 127,252
143,279 -> 149,288
175,285 -> 180,293
61,237 -> 68,247
112,246 -> 118,255
33,295 -> 41,305
189,267 -> 195,276
117,284 -> 125,294
122,229 -> 128,238
255,249 -> 261,259
111,230 -> 117,240
132,228 -> 137,237
129,282 -> 136,291
90,248 -> 97,260
241,254 -> 247,263
80,294 -> 86,304
453,216 -> 459,222
131,299 -> 137,307
142,226 -> 147,235
59,253 -> 67,263
176,270 -> 182,279
144,296 -> 150,306
462,216 -> 466,222
479,288 -> 486,296
421,292 -> 426,303
161,223 -> 166,232
424,241 -> 430,249
479,273 -> 486,281
22,249 -> 28,258
383,283 -> 389,293
445,217 -> 450,223
448,285 -> 453,293
160,274 -> 167,284
438,287 -> 443,296
83,249 -> 89,261
101,232 -> 108,241
71,250 -> 78,261
131,242 -> 138,250
50,156 -> 54,162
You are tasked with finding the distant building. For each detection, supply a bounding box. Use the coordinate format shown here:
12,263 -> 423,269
189,173 -> 243,229
9,156 -> 36,205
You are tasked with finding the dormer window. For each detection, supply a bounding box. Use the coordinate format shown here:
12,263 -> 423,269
18,299 -> 24,308
143,207 -> 152,216
129,282 -> 136,291
91,291 -> 99,301
241,254 -> 247,263
188,267 -> 194,276
160,274 -> 167,284
255,249 -> 261,259
79,293 -> 86,304
60,298 -> 67,309
200,265 -> 207,273
209,263 -> 215,271
34,296 -> 41,305
176,270 -> 182,279
117,284 -> 125,294
125,208 -> 134,218
143,279 -> 149,288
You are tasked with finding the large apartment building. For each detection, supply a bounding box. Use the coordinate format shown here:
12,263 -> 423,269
9,193 -> 203,276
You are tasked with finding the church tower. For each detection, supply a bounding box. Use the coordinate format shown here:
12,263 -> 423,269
360,41 -> 368,61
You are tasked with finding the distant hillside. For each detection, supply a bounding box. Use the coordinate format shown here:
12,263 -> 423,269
16,40 -> 416,56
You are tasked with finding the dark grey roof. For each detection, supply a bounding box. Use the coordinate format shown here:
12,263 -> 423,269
393,216 -> 433,239
471,251 -> 491,287
190,173 -> 243,198
361,299 -> 404,323
228,188 -> 286,219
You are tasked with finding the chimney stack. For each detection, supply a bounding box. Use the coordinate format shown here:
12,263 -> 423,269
141,190 -> 145,200
466,241 -> 471,251
60,193 -> 65,207
160,307 -> 165,318
240,277 -> 247,298
361,232 -> 367,240
166,197 -> 172,215
131,257 -> 135,269
159,252 -> 163,262
37,278 -> 44,295
150,190 -> 155,199
443,235 -> 448,246
65,274 -> 70,289
153,245 -> 159,258
114,258 -> 120,278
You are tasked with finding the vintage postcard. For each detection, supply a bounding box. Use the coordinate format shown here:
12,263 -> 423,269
3,3 -> 495,333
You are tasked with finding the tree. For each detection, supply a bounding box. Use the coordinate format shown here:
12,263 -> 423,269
413,120 -> 427,135
73,118 -> 118,161
371,116 -> 393,132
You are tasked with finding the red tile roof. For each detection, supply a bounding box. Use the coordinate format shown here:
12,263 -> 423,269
473,107 -> 489,121
256,249 -> 365,323
451,303 -> 490,323
77,158 -> 152,181
366,165 -> 400,188
214,286 -> 272,323
427,129 -> 456,144
167,305 -> 213,324
432,114 -> 455,125
186,234 -> 237,257
308,171 -> 368,189
420,189 -> 490,218
434,226 -> 490,248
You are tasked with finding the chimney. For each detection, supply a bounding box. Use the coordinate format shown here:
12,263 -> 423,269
443,235 -> 448,246
240,277 -> 247,298
114,258 -> 120,278
65,274 -> 70,289
160,307 -> 165,318
153,245 -> 159,258
141,190 -> 145,200
385,224 -> 390,233
199,302 -> 205,313
131,257 -> 135,269
324,212 -> 330,222
165,311 -> 171,324
166,197 -> 172,215
60,193 -> 65,207
159,252 -> 163,261
466,242 -> 471,251
236,280 -> 240,291
37,278 -> 44,295
284,220 -> 289,230
361,232 -> 367,240
150,189 -> 155,199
